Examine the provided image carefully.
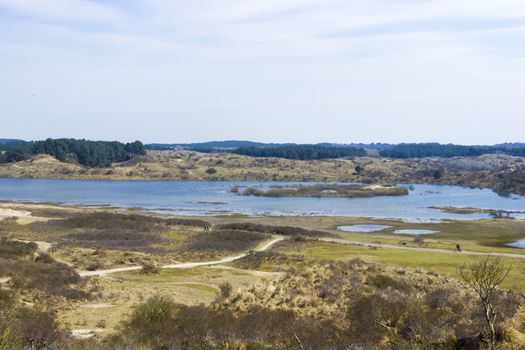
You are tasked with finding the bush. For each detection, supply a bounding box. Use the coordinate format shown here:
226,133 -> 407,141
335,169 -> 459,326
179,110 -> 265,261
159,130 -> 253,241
183,230 -> 269,253
125,295 -> 176,348
219,282 -> 232,299
367,274 -> 411,292
0,297 -> 63,350
86,260 -> 103,271
34,252 -> 55,264
1,259 -> 87,299
0,239 -> 37,258
118,299 -> 352,349
64,230 -> 165,251
140,262 -> 160,275
217,222 -> 335,238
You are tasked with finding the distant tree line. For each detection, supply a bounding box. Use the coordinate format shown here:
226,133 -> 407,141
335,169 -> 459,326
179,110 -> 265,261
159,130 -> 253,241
232,145 -> 367,160
379,143 -> 525,159
0,138 -> 145,167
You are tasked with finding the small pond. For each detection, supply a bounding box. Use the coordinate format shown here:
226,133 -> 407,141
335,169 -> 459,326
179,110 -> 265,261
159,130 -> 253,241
337,225 -> 391,233
506,240 -> 525,249
393,229 -> 439,235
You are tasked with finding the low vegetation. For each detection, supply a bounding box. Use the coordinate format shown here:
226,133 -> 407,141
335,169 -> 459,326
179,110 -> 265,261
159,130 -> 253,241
0,240 -> 87,299
2,203 -> 525,348
216,222 -> 335,238
20,212 -> 209,252
28,259 -> 523,349
240,183 -> 408,198
182,230 -> 269,253
0,238 -> 37,257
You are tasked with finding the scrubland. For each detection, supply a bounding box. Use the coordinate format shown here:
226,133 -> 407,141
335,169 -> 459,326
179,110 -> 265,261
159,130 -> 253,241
2,203 -> 525,348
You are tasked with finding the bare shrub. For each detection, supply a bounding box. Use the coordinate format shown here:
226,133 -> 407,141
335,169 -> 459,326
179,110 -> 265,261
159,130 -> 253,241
459,257 -> 511,347
219,282 -> 232,299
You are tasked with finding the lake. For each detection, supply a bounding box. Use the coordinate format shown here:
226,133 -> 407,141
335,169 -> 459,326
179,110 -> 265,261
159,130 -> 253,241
1,179 -> 525,222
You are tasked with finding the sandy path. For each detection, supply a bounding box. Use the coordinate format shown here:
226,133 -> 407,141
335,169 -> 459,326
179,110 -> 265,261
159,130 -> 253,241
70,329 -> 104,338
0,206 -> 51,224
0,208 -> 31,219
319,237 -> 525,259
79,236 -> 285,277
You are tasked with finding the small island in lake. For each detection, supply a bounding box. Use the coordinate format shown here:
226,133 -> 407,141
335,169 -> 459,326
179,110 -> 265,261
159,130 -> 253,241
237,183 -> 409,198
430,206 -> 524,218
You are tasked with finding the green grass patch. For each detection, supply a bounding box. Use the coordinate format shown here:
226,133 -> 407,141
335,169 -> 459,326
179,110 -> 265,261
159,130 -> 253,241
280,241 -> 525,291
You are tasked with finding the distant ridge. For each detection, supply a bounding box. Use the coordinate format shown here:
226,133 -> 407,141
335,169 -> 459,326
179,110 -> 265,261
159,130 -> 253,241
0,138 -> 23,144
146,140 -> 291,150
145,140 -> 393,151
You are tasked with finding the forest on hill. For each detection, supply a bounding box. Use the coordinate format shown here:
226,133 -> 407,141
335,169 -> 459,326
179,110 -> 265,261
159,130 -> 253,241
379,143 -> 525,159
231,145 -> 367,160
0,139 -> 145,167
3,138 -> 525,164
149,140 -> 525,160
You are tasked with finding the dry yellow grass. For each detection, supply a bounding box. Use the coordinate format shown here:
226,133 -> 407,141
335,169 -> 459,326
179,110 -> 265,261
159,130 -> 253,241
58,266 -> 273,335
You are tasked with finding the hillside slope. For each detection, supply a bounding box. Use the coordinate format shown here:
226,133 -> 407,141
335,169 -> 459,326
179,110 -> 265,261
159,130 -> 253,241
0,150 -> 524,195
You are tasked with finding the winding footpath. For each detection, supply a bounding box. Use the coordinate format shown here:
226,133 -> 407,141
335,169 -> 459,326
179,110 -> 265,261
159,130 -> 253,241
7,234 -> 525,283
79,236 -> 285,277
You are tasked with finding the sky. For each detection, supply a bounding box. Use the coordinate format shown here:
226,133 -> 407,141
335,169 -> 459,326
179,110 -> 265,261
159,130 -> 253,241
0,0 -> 524,145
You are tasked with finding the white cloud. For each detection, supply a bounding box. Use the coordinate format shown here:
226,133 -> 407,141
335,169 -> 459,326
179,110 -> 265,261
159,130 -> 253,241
1,0 -> 525,143
0,0 -> 125,24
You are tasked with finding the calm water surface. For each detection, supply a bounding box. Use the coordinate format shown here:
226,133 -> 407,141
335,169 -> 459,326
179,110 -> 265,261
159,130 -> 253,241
337,225 -> 392,232
393,229 -> 440,235
1,179 -> 525,222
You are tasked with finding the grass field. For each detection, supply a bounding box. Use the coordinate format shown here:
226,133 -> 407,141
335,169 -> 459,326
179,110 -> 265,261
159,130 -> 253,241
272,240 -> 525,290
58,266 -> 268,335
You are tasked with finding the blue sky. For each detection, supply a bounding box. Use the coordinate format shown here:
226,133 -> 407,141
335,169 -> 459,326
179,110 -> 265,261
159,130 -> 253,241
1,0 -> 524,144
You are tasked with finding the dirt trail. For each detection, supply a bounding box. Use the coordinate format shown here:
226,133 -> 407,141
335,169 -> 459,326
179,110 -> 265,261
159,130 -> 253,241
70,329 -> 103,338
79,236 -> 285,277
0,206 -> 50,224
319,238 -> 525,259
